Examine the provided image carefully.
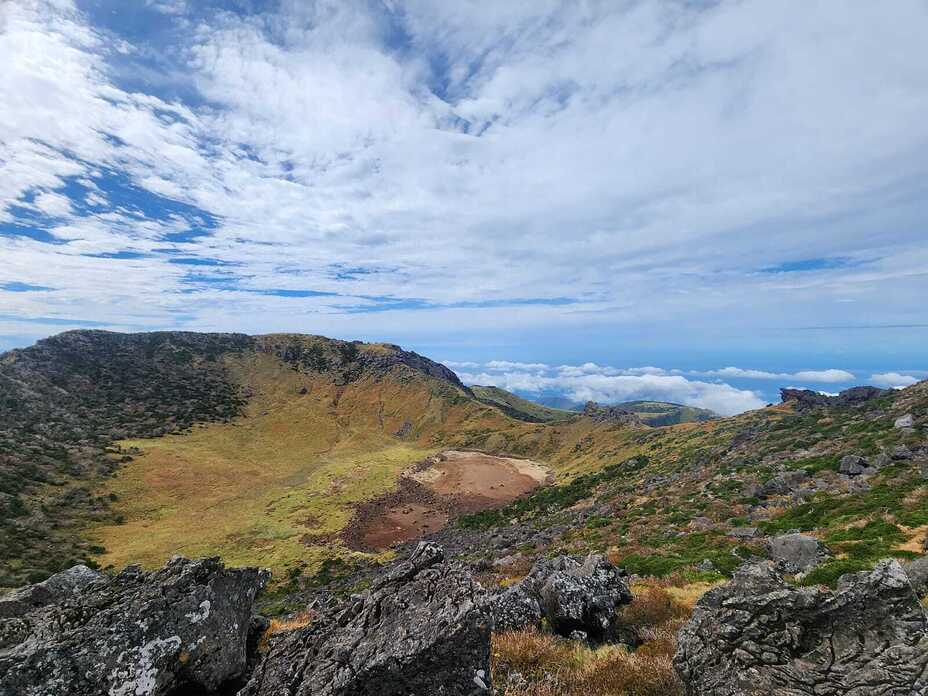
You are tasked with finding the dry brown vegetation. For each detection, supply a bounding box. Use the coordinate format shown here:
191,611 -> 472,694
492,582 -> 704,695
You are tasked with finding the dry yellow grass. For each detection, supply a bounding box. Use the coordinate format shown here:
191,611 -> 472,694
88,353 -> 468,578
492,581 -> 708,695
493,629 -> 683,696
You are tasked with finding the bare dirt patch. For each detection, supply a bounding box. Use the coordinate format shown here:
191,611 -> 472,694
343,450 -> 551,551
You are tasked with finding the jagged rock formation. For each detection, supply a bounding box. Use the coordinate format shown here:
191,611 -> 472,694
780,386 -> 889,411
490,553 -> 633,643
582,401 -> 641,425
674,560 -> 928,696
0,557 -> 268,696
240,543 -> 492,696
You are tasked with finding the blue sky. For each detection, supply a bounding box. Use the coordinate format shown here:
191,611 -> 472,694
1,0 -> 927,413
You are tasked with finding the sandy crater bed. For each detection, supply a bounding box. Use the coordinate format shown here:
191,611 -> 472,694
343,450 -> 552,551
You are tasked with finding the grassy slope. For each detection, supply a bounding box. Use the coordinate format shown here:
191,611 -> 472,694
91,351 -> 511,577
70,335 -> 925,593
617,400 -> 717,426
471,385 -> 577,423
461,383 -> 928,585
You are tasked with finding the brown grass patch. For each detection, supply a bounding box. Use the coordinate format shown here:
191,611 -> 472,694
493,629 -> 683,696
267,610 -> 315,636
493,583 -> 696,695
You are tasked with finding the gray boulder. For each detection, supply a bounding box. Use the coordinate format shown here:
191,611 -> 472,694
767,533 -> 830,572
904,556 -> 928,597
0,565 -> 103,621
518,553 -> 633,643
759,470 -> 808,497
839,454 -> 868,475
0,557 -> 269,696
674,560 -> 928,696
891,445 -> 914,460
895,414 -> 915,429
489,584 -> 542,632
240,542 -> 492,696
727,527 -> 760,539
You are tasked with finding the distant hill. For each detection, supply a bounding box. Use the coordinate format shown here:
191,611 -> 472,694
617,400 -> 718,426
530,394 -> 718,426
534,394 -> 584,411
471,385 -> 575,423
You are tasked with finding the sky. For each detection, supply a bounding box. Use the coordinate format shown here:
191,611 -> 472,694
1,0 -> 927,414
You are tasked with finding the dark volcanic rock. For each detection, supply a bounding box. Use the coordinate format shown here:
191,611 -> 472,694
493,553 -> 633,643
839,454 -> 869,476
240,542 -> 492,696
780,386 -> 889,411
489,584 -> 543,632
674,559 -> 928,696
0,557 -> 268,696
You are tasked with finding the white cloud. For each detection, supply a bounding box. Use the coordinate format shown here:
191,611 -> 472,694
454,362 -> 765,416
870,372 -> 919,388
485,360 -> 549,371
703,367 -> 855,383
0,0 -> 926,364
441,360 -> 480,369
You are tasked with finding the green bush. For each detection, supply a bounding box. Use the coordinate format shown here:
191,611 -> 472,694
799,559 -> 872,588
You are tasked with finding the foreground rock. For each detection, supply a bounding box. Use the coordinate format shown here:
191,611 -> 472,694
490,553 -> 633,643
0,557 -> 268,696
241,543 -> 492,696
674,559 -> 928,696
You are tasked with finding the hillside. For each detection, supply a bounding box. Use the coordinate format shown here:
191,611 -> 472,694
471,385 -> 576,422
0,331 -> 496,586
530,394 -> 718,426
617,400 -> 718,426
1,330 -> 926,610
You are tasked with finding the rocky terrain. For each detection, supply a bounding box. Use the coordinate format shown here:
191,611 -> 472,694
1,330 -> 927,694
2,542 -> 926,695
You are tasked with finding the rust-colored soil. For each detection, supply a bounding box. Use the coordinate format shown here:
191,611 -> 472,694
343,450 -> 551,551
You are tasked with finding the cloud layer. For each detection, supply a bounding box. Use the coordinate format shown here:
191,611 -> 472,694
1,1 -> 927,367
451,361 -> 767,416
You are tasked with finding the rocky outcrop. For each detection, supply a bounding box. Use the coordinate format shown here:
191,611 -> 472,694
674,559 -> 928,696
582,402 -> 641,425
0,556 -> 268,696
839,454 -> 870,476
767,533 -> 831,572
780,386 -> 889,411
240,543 -> 492,696
489,553 -> 633,643
490,585 -> 543,632
0,565 -> 103,621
